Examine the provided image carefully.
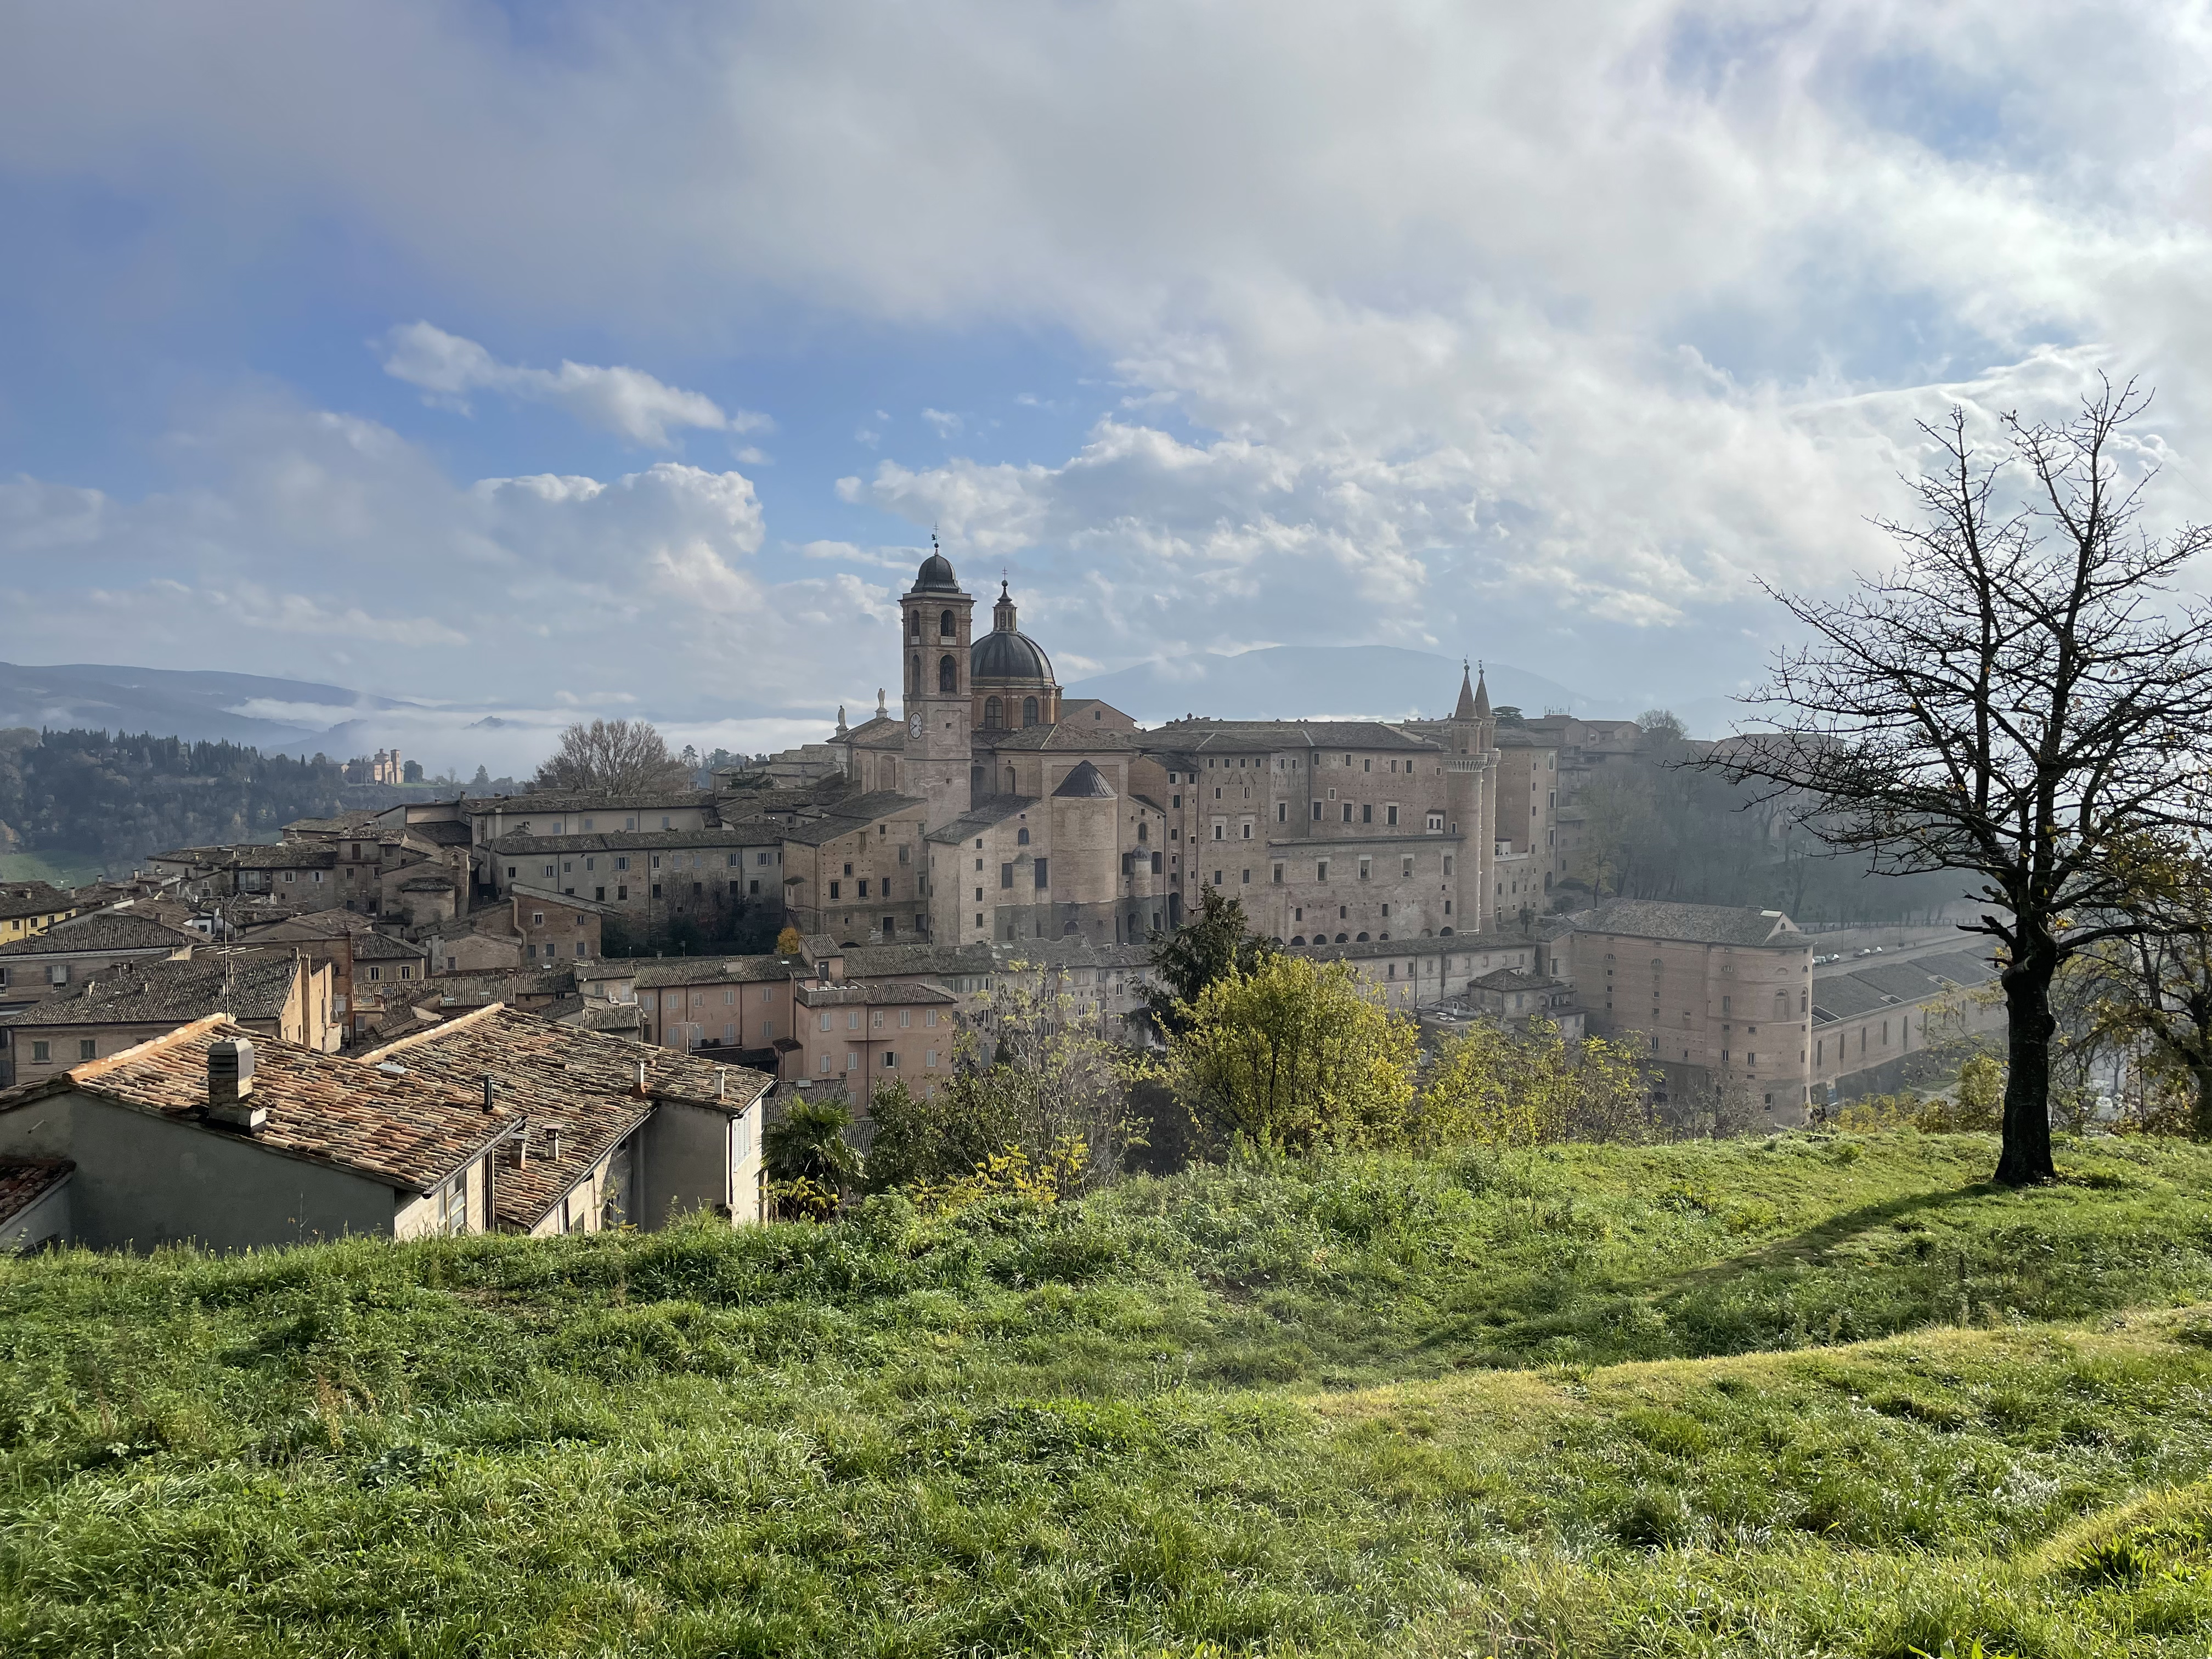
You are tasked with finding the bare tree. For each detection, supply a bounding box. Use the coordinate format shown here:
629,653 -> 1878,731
531,719 -> 695,795
1709,381 -> 2212,1185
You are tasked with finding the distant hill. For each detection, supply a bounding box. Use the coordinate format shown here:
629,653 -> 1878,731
0,662 -> 403,752
1066,645 -> 1593,725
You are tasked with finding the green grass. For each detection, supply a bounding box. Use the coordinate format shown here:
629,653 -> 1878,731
0,847 -> 112,888
8,1132 -> 2212,1655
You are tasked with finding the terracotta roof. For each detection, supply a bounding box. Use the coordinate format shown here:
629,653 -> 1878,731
0,912 -> 197,957
283,811 -> 383,836
776,791 -> 929,847
1571,901 -> 1804,948
0,883 -> 78,922
232,843 -> 340,870
924,794 -> 1039,844
0,954 -> 300,1029
631,956 -> 795,989
0,1158 -> 71,1225
1141,720 -> 1440,753
359,1006 -> 769,1228
0,1018 -> 512,1194
508,882 -> 620,916
981,724 -> 1140,753
240,907 -> 379,942
489,828 -> 762,854
1051,760 -> 1117,799
466,788 -> 714,815
1470,967 -> 1560,992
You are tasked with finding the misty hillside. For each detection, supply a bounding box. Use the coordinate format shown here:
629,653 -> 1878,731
0,661 -> 403,751
1067,645 -> 1589,724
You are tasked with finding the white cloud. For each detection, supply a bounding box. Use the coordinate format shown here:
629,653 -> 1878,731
921,408 -> 963,437
0,399 -> 888,735
4,3 -> 2212,702
377,321 -> 768,447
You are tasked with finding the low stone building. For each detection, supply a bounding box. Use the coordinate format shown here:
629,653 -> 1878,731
1559,899 -> 1815,1122
1811,947 -> 2005,1101
0,882 -> 82,945
0,953 -> 335,1087
0,912 -> 199,1026
0,1018 -> 516,1250
357,1005 -> 773,1231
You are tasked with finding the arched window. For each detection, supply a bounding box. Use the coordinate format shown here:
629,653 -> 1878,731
1017,828 -> 1030,845
1062,919 -> 1079,935
939,654 -> 958,692
1023,695 -> 1039,726
939,608 -> 955,638
984,697 -> 1001,728
908,612 -> 921,640
1356,932 -> 1370,942
909,657 -> 920,693
1290,935 -> 1306,946
1136,822 -> 1148,842
1335,932 -> 1348,943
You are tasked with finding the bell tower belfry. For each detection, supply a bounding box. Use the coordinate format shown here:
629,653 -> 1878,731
899,535 -> 975,830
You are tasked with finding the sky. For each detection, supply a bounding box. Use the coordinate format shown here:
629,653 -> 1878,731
2,1 -> 2209,772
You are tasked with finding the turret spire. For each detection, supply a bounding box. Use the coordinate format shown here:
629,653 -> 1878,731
1473,661 -> 1491,718
1453,658 -> 1478,720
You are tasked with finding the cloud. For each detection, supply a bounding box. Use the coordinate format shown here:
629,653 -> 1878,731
377,321 -> 769,447
0,398 -> 888,729
921,408 -> 963,437
5,3 -> 2212,705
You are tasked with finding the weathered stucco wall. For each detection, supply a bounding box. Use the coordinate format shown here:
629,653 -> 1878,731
0,1090 -> 399,1251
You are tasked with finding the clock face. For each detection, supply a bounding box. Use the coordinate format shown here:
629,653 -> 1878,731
908,713 -> 922,737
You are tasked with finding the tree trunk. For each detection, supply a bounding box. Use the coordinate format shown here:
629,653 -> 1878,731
1995,950 -> 2058,1185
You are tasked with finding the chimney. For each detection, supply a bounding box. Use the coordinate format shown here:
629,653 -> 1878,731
481,1074 -> 496,1114
544,1122 -> 563,1163
634,1060 -> 649,1098
206,1036 -> 266,1131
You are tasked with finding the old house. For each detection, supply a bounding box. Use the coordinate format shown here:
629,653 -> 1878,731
0,952 -> 335,1087
0,1019 -> 518,1250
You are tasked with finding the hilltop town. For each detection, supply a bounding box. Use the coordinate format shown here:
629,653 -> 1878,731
0,549 -> 1999,1255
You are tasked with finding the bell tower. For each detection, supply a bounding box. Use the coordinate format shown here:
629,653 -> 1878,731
899,534 -> 975,830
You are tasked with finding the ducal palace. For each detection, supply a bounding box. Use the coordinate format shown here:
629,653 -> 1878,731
806,546 -> 1561,949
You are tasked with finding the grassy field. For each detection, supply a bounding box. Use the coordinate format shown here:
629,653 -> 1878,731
0,847 -> 113,889
7,1132 -> 2212,1655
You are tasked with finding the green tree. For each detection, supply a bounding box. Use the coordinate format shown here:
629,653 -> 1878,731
763,1097 -> 861,1219
1146,885 -> 1276,1037
869,968 -> 1144,1195
1415,1016 -> 1652,1149
1167,954 -> 1415,1153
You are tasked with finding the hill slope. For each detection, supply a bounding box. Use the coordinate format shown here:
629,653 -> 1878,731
0,660 -> 402,749
5,1134 -> 2212,1655
1068,645 -> 1592,724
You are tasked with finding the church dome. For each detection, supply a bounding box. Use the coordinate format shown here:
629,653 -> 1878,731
973,627 -> 1054,683
970,579 -> 1056,684
911,547 -> 961,592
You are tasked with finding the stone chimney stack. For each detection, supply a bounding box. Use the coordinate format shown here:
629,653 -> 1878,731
206,1035 -> 267,1131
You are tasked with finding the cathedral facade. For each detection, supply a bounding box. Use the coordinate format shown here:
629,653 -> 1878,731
822,549 -> 1544,950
